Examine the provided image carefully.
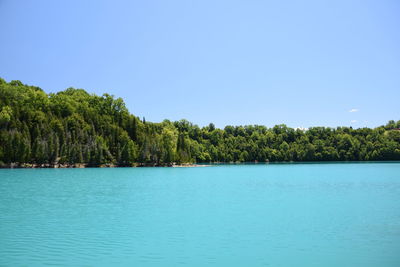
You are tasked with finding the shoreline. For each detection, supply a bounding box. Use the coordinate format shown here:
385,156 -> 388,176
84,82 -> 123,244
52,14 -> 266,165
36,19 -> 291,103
1,161 -> 398,169
0,163 -> 211,169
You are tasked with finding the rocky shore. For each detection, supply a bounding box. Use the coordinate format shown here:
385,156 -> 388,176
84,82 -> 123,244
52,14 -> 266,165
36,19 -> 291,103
0,162 -> 209,168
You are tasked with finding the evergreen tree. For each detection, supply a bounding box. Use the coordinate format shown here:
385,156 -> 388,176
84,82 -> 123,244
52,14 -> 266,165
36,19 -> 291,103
0,78 -> 399,166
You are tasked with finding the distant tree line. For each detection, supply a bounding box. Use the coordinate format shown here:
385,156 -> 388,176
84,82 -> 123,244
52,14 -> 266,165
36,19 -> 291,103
0,78 -> 399,166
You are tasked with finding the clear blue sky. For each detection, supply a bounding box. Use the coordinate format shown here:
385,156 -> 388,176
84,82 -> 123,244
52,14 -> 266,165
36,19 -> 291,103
0,0 -> 399,128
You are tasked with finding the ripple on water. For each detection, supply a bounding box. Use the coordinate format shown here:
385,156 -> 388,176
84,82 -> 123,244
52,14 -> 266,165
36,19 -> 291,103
1,164 -> 400,267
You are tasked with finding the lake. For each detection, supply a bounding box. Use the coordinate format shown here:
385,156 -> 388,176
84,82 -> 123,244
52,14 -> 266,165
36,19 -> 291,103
1,163 -> 400,266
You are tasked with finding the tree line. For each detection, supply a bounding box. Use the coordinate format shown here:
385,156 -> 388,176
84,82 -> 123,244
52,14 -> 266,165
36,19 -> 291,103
0,78 -> 399,167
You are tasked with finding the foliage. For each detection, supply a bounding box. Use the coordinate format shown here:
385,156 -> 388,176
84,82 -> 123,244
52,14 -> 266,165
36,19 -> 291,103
0,79 -> 399,165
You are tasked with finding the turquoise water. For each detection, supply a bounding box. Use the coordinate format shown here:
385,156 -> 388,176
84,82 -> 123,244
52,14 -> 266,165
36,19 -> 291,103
1,163 -> 400,267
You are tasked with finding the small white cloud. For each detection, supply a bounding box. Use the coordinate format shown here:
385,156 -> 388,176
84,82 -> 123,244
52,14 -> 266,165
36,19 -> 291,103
349,108 -> 359,113
351,120 -> 357,123
294,127 -> 308,131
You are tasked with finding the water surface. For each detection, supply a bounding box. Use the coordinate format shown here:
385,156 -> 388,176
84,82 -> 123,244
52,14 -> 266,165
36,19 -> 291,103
1,163 -> 400,266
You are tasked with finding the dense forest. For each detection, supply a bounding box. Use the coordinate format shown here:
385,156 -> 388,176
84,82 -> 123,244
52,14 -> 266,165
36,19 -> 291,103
0,78 -> 399,167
